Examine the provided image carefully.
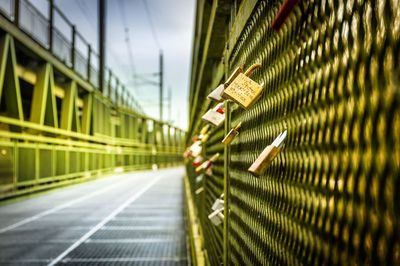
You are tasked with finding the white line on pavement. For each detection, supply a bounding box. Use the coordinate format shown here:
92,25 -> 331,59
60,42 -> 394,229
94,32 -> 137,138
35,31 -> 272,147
0,176 -> 132,234
47,176 -> 161,266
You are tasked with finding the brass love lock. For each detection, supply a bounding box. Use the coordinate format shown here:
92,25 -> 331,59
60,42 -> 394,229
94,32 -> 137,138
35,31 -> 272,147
248,130 -> 287,176
195,153 -> 220,173
222,64 -> 263,109
222,122 -> 242,145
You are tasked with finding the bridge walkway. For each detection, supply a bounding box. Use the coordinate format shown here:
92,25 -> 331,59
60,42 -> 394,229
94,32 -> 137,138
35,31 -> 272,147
0,168 -> 187,266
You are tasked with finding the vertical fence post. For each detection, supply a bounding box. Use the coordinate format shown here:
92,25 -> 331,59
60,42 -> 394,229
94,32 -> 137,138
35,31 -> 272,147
223,100 -> 231,265
13,142 -> 18,188
115,79 -> 119,106
87,45 -> 91,83
71,25 -> 76,68
99,0 -> 106,93
107,70 -> 112,99
121,86 -> 125,107
126,89 -> 130,108
223,52 -> 231,264
14,0 -> 20,27
167,125 -> 172,166
48,0 -> 54,51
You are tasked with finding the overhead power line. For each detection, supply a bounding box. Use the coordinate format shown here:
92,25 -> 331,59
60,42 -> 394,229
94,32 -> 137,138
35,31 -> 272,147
117,0 -> 137,91
142,0 -> 161,49
74,0 -> 97,31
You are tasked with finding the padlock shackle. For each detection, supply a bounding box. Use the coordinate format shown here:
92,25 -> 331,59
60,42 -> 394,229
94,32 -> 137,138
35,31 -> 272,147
244,63 -> 262,77
200,124 -> 210,135
210,153 -> 220,162
233,122 -> 242,131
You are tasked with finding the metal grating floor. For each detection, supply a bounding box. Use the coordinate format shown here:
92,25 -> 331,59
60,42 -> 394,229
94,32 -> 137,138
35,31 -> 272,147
65,175 -> 187,265
0,168 -> 187,266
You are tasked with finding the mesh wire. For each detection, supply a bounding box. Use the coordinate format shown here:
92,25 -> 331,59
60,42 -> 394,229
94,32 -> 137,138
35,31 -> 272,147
187,0 -> 400,265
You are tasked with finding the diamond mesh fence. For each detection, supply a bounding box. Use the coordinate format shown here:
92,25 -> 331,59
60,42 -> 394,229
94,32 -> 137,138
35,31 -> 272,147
186,0 -> 400,265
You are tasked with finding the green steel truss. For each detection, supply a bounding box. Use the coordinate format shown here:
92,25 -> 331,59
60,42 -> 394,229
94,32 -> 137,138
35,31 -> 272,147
0,19 -> 185,200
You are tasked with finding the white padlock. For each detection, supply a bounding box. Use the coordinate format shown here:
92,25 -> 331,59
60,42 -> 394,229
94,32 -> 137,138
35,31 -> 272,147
208,207 -> 224,226
207,84 -> 225,102
195,174 -> 204,183
212,198 -> 224,211
202,103 -> 225,126
207,66 -> 243,102
192,156 -> 203,167
189,141 -> 202,157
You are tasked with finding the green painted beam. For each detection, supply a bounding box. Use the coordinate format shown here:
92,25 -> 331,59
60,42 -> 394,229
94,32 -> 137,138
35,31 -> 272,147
30,63 -> 58,127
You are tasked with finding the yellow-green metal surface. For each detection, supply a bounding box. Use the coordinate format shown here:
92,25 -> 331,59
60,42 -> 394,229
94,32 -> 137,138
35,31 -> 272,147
0,2 -> 186,200
186,0 -> 400,265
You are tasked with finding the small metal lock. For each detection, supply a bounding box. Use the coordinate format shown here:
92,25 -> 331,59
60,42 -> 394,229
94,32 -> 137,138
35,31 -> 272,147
208,207 -> 224,226
195,153 -> 220,173
272,0 -> 300,31
212,199 -> 224,211
222,122 -> 242,145
222,64 -> 263,109
202,103 -> 225,126
191,135 -> 199,142
212,194 -> 225,211
195,187 -> 204,195
207,84 -> 225,102
200,125 -> 210,135
204,167 -> 213,176
183,148 -> 191,158
188,133 -> 209,157
207,67 -> 243,102
189,142 -> 202,157
195,174 -> 204,184
248,130 -> 287,176
192,156 -> 204,168
192,132 -> 210,143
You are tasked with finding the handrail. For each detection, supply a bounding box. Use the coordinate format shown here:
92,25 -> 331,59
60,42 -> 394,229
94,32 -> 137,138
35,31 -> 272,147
0,116 -> 184,151
53,5 -> 73,27
3,0 -> 145,114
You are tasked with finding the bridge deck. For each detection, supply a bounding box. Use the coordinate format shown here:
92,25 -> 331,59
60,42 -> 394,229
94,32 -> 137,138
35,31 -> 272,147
0,168 -> 187,265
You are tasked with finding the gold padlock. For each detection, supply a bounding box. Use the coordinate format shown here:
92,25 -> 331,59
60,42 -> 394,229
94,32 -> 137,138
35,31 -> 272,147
202,103 -> 225,126
196,153 -> 220,173
222,64 -> 263,109
200,125 -> 210,135
207,67 -> 243,102
222,122 -> 242,145
192,126 -> 209,142
248,130 -> 287,176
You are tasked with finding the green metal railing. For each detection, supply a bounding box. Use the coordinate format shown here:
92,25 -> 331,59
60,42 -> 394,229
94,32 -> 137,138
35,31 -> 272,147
186,0 -> 400,265
0,2 -> 185,200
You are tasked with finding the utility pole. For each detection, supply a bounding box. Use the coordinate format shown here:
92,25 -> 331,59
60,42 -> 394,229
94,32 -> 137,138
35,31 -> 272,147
159,51 -> 163,121
99,0 -> 106,93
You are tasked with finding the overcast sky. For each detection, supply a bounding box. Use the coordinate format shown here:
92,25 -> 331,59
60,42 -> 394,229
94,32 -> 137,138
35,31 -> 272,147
32,0 -> 195,129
